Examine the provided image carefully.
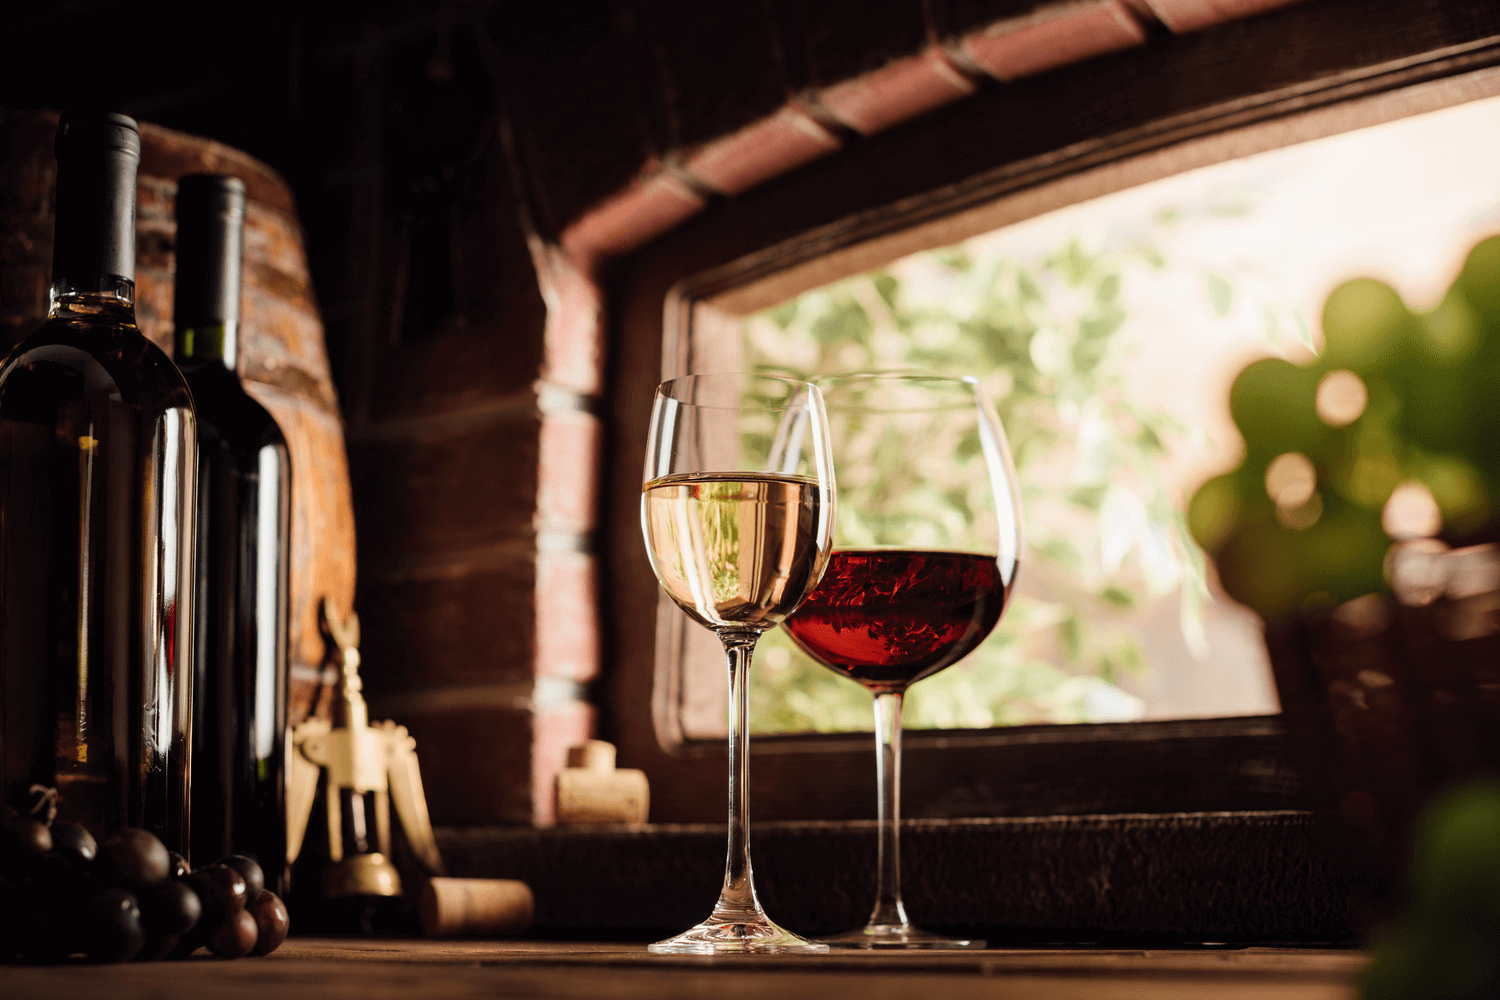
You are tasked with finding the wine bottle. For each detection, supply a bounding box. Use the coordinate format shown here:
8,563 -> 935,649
0,112 -> 197,851
174,175 -> 291,894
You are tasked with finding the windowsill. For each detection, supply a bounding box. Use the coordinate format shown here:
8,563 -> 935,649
435,811 -> 1354,944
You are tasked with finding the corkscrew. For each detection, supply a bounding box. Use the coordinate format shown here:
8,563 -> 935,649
286,598 -> 445,898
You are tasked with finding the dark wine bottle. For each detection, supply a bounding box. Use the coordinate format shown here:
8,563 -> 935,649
174,175 -> 292,894
0,112 -> 197,850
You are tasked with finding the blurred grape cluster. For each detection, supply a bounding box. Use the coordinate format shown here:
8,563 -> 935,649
1190,237 -> 1500,622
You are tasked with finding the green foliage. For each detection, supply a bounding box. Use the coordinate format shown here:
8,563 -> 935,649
1362,782 -> 1500,1000
1191,235 -> 1500,622
742,231 -> 1252,733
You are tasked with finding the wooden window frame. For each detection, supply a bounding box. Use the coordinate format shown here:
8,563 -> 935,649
602,0 -> 1500,824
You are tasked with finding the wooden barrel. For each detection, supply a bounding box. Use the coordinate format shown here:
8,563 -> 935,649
0,109 -> 354,725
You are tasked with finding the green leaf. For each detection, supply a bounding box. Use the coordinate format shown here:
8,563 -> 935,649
1135,422 -> 1165,454
1205,273 -> 1233,317
1038,538 -> 1085,571
768,301 -> 798,329
811,301 -> 872,344
1079,306 -> 1126,341
1016,267 -> 1044,304
1059,615 -> 1083,663
956,426 -> 982,461
1100,586 -> 1136,608
1058,241 -> 1091,286
1067,485 -> 1107,511
1095,273 -> 1121,304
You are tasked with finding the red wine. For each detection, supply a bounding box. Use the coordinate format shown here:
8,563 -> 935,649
783,550 -> 1005,692
0,114 -> 197,849
175,176 -> 291,890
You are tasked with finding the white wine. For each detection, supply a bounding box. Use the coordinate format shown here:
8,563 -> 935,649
642,472 -> 829,631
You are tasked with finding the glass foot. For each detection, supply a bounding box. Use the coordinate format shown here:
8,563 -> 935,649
648,914 -> 830,955
819,923 -> 986,950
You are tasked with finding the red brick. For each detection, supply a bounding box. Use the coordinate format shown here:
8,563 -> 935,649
531,699 -> 596,827
540,250 -> 606,395
559,171 -> 704,268
682,104 -> 841,197
1142,0 -> 1303,33
359,556 -> 538,694
357,327 -> 541,426
535,550 -> 599,684
349,410 -> 541,570
817,46 -> 977,137
536,410 -> 600,534
961,0 -> 1146,82
397,706 -> 538,826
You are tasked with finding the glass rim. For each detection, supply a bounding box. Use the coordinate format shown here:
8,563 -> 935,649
654,371 -> 823,411
813,370 -> 989,413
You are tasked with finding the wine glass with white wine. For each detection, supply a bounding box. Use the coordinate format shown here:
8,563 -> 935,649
640,373 -> 836,954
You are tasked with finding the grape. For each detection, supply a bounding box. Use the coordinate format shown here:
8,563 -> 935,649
139,933 -> 183,962
168,927 -> 206,959
207,909 -> 257,958
216,855 -> 264,904
185,864 -> 247,926
81,887 -> 145,963
50,822 -> 97,864
247,891 -> 289,956
98,829 -> 170,891
141,879 -> 201,937
35,850 -> 88,894
166,851 -> 190,880
3,817 -> 53,857
1,818 -> 53,880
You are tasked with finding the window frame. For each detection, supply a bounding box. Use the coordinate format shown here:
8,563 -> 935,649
602,0 -> 1500,824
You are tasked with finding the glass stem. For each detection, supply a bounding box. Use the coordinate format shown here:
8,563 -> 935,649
869,690 -> 910,929
713,629 -> 763,922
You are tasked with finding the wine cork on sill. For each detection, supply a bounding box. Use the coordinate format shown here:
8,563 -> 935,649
420,878 -> 534,938
555,740 -> 650,825
566,740 -> 616,772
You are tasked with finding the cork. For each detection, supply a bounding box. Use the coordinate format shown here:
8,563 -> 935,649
419,878 -> 534,938
555,740 -> 650,825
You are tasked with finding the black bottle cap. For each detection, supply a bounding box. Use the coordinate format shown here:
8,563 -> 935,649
173,174 -> 246,332
52,112 -> 141,285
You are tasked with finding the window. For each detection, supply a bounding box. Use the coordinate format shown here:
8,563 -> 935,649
605,9 -> 1500,823
705,93 -> 1500,737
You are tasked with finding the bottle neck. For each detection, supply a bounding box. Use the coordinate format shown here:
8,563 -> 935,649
47,276 -> 137,326
174,321 -> 238,372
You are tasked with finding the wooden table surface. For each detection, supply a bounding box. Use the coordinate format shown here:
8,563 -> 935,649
0,939 -> 1369,999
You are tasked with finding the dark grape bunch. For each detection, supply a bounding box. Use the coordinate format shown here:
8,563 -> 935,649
0,789 -> 289,963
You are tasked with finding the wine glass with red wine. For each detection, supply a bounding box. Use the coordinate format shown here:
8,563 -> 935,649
640,373 -> 836,954
783,372 -> 1022,949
